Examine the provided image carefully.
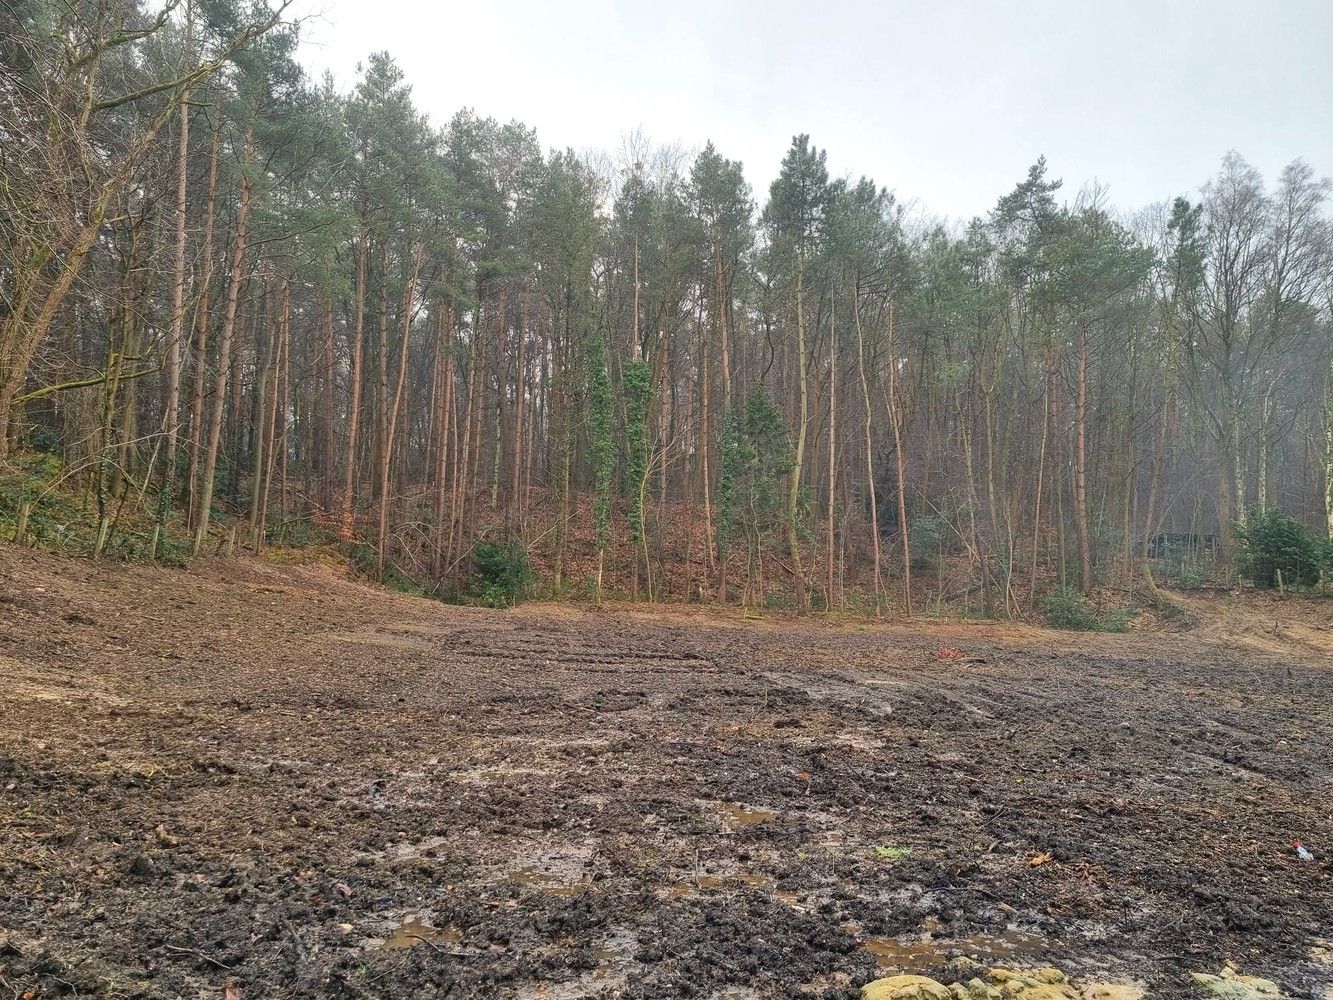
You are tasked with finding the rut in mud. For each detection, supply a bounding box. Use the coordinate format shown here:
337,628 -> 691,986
1,548 -> 1331,999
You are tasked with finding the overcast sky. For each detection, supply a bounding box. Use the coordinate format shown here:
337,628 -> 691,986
294,0 -> 1333,222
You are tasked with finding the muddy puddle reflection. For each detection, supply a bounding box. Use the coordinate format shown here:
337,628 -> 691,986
719,802 -> 778,829
508,868 -> 592,895
385,916 -> 462,951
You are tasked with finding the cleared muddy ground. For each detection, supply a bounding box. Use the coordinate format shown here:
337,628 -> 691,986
2,548 -> 1331,999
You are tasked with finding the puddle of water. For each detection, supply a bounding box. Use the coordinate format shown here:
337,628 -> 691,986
719,802 -> 778,829
385,917 -> 462,950
509,869 -> 591,896
861,930 -> 1043,969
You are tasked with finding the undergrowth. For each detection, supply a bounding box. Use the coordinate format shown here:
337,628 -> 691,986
1041,587 -> 1135,632
0,453 -> 193,565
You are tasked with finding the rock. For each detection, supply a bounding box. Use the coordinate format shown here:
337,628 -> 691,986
1190,970 -> 1285,1000
863,975 -> 956,1000
1018,988 -> 1081,1000
988,971 -> 1079,1000
1080,985 -> 1145,1000
866,965 -> 1136,1000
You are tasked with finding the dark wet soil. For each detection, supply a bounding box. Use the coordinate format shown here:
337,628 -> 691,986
2,547 -> 1331,999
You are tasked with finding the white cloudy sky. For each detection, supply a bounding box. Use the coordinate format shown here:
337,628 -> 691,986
293,0 -> 1333,220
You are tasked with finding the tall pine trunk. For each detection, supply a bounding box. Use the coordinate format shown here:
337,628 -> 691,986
1074,321 -> 1093,595
193,124 -> 253,555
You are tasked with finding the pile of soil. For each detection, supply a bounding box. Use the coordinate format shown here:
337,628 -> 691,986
1,547 -> 1330,998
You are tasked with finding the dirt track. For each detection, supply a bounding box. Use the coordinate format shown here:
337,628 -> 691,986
2,546 -> 1332,999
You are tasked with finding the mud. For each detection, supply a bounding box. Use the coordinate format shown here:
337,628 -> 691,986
1,548 -> 1331,998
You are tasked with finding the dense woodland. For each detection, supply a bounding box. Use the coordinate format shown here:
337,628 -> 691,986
3,1 -> 1332,613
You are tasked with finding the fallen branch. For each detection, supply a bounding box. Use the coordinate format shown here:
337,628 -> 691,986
164,943 -> 232,970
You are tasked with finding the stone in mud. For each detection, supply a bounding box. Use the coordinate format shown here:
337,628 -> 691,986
1190,970 -> 1285,1000
124,851 -> 156,879
862,975 -> 955,1000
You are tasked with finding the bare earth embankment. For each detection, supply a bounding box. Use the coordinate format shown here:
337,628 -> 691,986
2,546 -> 1331,999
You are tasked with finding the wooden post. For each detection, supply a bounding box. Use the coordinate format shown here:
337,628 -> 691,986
14,501 -> 31,545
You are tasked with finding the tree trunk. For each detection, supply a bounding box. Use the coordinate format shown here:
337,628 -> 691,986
319,293 -> 336,509
185,123 -> 221,527
509,296 -> 526,531
375,246 -> 424,577
1324,366 -> 1333,541
853,290 -> 881,614
1074,322 -> 1093,595
825,295 -> 837,611
886,302 -> 912,615
341,236 -> 367,540
162,84 -> 190,506
788,258 -> 810,612
248,278 -> 272,547
193,124 -> 253,556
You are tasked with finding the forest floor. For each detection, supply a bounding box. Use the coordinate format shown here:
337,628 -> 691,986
2,546 -> 1332,1000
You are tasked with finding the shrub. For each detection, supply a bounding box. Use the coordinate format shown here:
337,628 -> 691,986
907,514 -> 941,570
469,537 -> 534,608
1041,587 -> 1135,632
1101,604 -> 1133,633
347,541 -> 377,576
1041,587 -> 1099,631
1236,507 -> 1320,589
1172,562 -> 1208,589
